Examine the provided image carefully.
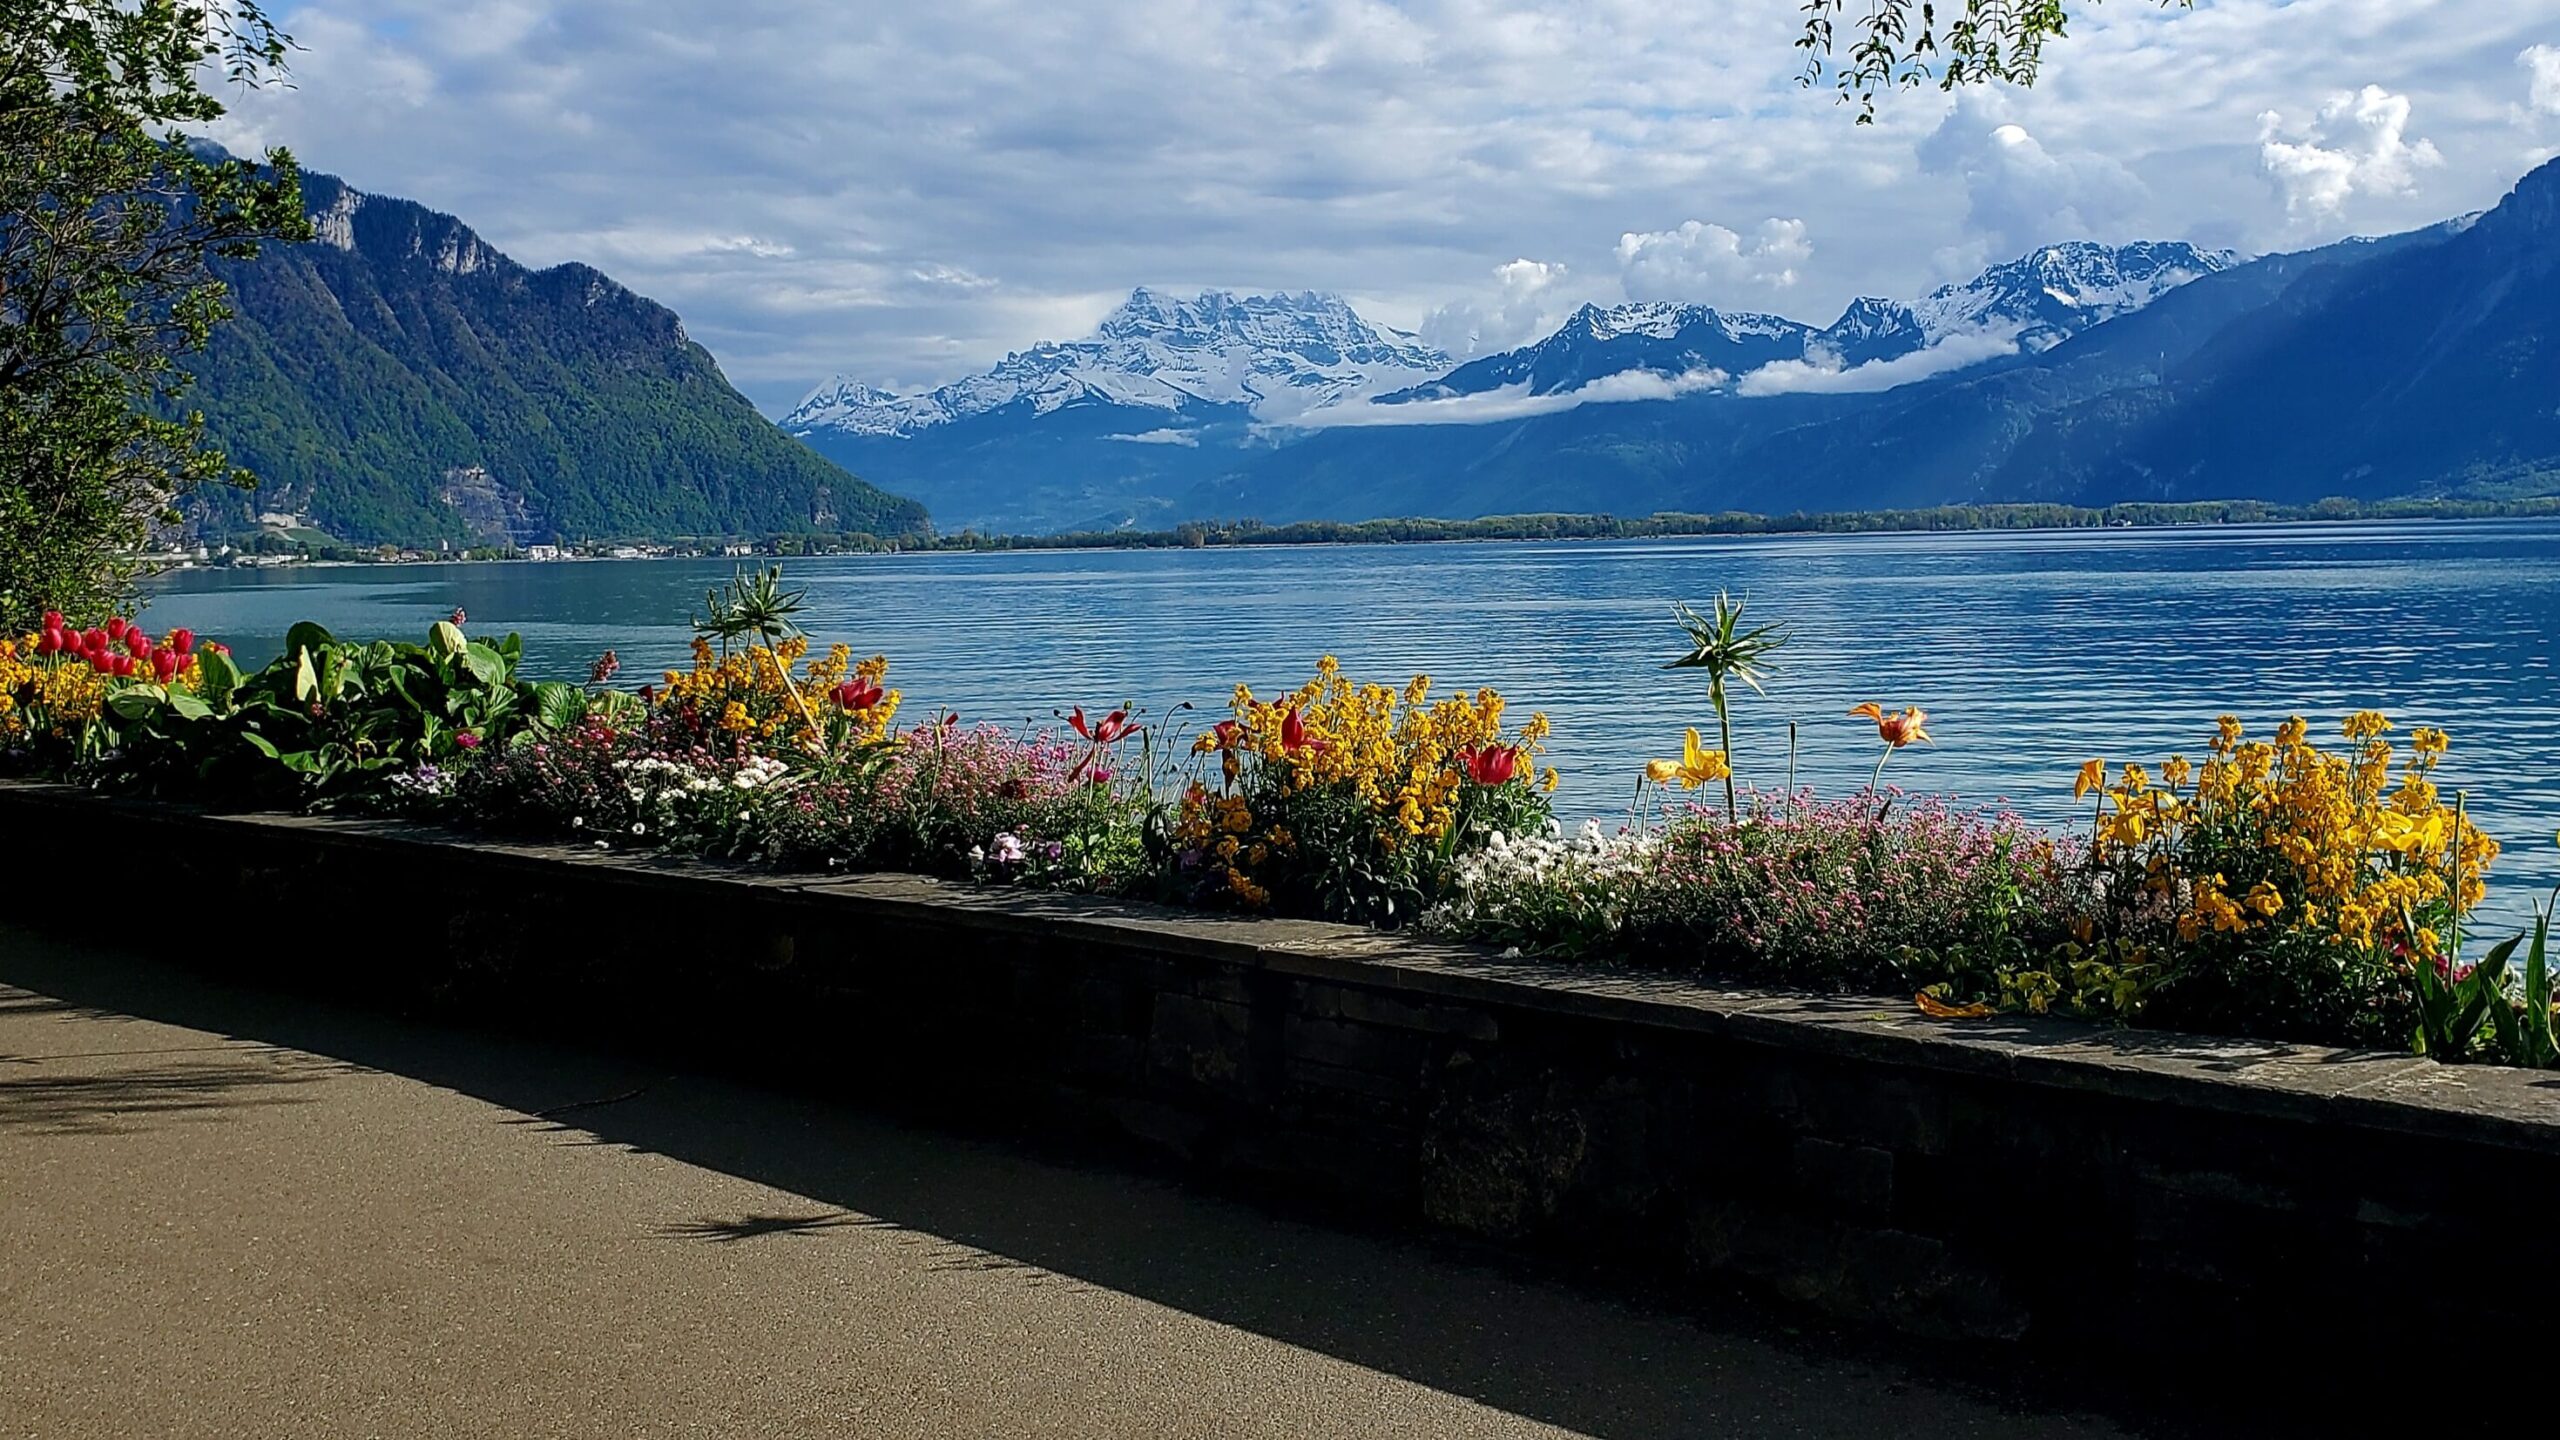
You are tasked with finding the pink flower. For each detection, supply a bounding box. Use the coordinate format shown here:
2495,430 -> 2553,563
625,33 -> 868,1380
454,731 -> 482,751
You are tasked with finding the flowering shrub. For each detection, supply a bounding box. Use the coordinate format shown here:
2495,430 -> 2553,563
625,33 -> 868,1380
1425,820 -> 1662,961
450,709 -> 774,851
1174,657 -> 1555,922
1428,793 -> 2084,1000
2073,711 -> 2501,1049
656,636 -> 900,753
761,720 -> 1145,888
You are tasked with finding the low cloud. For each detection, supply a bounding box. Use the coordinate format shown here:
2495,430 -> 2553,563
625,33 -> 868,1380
1419,258 -> 1573,361
2259,86 -> 2444,221
1291,367 -> 1727,428
1103,428 -> 1200,446
1736,328 -> 2020,396
1615,219 -> 1810,309
1917,95 -> 2146,273
2527,45 -> 2560,117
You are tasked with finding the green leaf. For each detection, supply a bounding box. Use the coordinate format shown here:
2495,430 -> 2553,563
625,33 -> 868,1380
194,647 -> 241,707
107,686 -> 168,720
284,621 -> 337,657
532,681 -> 587,733
460,641 -> 508,687
291,646 -> 318,703
167,692 -> 214,721
427,620 -> 468,657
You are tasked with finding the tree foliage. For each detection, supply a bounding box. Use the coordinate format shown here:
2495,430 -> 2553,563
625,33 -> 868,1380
0,0 -> 311,628
1796,0 -> 2191,122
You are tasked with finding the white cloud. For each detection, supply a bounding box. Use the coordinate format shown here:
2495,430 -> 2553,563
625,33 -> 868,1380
1419,259 -> 1572,361
1103,428 -> 1200,446
2258,85 -> 2444,220
2526,45 -> 2560,117
1293,367 -> 1727,428
1614,219 -> 1811,308
1736,328 -> 2021,396
192,2 -> 2558,406
1917,95 -> 2146,271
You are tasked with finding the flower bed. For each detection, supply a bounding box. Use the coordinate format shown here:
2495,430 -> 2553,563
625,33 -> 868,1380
3,572 -> 2546,1066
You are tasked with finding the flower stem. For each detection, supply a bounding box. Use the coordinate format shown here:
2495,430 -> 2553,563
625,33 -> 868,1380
1714,680 -> 1737,826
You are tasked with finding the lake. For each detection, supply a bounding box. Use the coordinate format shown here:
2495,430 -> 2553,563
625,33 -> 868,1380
146,520 -> 2560,928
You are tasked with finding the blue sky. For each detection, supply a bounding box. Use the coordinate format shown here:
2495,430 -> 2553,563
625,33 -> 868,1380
205,1 -> 2560,412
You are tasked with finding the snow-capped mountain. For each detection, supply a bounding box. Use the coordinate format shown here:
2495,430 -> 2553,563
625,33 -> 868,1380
1377,302 -> 1812,405
1895,240 -> 2240,354
1368,240 -> 2240,408
787,288 -> 1449,438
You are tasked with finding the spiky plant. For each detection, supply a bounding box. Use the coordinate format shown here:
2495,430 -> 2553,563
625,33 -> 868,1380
694,565 -> 826,751
1665,593 -> 1789,823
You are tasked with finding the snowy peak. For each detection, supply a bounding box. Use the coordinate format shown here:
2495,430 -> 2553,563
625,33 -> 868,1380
785,288 -> 1449,436
1910,240 -> 2240,351
1813,297 -> 1927,367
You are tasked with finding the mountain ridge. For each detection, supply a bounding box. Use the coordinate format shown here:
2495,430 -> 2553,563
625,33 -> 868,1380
187,167 -> 931,547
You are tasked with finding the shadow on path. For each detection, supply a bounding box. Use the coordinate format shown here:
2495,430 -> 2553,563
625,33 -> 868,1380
0,927 -> 2237,1440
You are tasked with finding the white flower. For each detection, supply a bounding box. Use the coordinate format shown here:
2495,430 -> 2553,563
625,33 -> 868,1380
992,833 -> 1026,864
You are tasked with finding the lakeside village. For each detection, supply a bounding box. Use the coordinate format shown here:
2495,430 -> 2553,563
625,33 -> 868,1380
155,512 -> 891,570
149,494 -> 2560,572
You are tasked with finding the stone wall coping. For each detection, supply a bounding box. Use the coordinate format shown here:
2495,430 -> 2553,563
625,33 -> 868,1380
14,780 -> 2558,1154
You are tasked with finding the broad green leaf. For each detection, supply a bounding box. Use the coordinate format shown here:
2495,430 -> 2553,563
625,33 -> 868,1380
461,641 -> 508,687
427,620 -> 469,658
284,621 -> 337,657
533,681 -> 586,733
195,647 -> 241,706
107,686 -> 168,720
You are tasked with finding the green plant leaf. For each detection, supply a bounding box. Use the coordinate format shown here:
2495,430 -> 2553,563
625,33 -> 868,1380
427,620 -> 468,657
532,681 -> 586,733
194,647 -> 241,707
292,646 -> 318,703
284,621 -> 337,657
460,641 -> 508,687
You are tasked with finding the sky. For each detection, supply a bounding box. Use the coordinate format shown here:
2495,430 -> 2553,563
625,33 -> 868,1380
202,1 -> 2560,413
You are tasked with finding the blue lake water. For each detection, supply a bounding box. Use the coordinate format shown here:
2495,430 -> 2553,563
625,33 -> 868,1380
144,520 -> 2560,929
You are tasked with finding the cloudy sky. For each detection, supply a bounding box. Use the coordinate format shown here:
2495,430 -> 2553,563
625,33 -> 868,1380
204,1 -> 2560,412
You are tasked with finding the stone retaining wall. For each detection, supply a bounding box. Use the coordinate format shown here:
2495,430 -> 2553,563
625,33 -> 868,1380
8,782 -> 2554,1402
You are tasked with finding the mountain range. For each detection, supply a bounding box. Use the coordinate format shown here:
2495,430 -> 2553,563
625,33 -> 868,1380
184,166 -> 929,547
176,154 -> 2560,546
792,158 -> 2559,534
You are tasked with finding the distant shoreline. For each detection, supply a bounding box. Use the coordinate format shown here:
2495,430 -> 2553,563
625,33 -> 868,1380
152,495 -> 2560,574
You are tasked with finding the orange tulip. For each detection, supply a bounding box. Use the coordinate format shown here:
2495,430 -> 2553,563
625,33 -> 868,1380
1850,703 -> 1932,803
1849,702 -> 1932,748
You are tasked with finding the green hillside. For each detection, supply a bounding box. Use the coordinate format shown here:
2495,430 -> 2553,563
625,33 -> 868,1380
185,169 -> 928,546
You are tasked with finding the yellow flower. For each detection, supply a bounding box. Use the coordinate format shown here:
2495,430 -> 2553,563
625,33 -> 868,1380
2074,758 -> 2107,801
1649,729 -> 1731,790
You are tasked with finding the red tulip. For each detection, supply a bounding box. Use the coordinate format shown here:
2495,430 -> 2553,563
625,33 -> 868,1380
83,627 -> 108,653
1068,706 -> 1133,745
41,610 -> 63,631
125,629 -> 153,658
36,628 -> 63,656
168,628 -> 195,656
152,649 -> 179,682
1459,745 -> 1521,787
831,676 -> 885,711
206,641 -> 230,657
112,654 -> 136,678
1279,707 -> 1325,755
105,616 -> 128,642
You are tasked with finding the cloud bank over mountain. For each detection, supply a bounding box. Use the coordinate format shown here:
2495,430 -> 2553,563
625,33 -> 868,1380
201,1 -> 2559,409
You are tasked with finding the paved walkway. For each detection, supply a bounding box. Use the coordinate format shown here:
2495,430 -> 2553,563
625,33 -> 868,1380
2,924 -> 2144,1439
